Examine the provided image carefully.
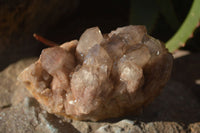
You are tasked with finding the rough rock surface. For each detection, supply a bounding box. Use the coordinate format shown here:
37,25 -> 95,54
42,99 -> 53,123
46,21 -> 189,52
18,25 -> 173,121
95,120 -> 185,133
0,97 -> 79,133
0,58 -> 36,108
189,123 -> 200,133
0,50 -> 200,132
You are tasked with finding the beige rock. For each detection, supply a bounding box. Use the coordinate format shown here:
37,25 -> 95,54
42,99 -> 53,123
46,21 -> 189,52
189,123 -> 200,133
144,122 -> 185,133
0,58 -> 36,107
95,121 -> 185,133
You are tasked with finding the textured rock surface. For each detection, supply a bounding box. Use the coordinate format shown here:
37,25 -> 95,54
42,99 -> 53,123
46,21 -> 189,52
0,58 -> 36,108
95,120 -> 185,133
0,97 -> 78,133
189,123 -> 200,133
0,50 -> 200,132
18,25 -> 173,121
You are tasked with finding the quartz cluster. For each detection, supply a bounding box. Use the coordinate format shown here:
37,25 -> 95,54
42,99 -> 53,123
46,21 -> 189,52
18,25 -> 173,121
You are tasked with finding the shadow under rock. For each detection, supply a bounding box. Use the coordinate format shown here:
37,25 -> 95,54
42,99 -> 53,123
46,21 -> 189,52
133,53 -> 200,125
171,52 -> 200,100
44,112 -> 80,133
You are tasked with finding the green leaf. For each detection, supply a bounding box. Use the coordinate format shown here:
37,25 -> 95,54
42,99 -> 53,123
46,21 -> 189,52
166,0 -> 200,52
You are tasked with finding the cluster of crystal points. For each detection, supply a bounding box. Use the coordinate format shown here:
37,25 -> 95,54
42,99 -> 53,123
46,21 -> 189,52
18,25 -> 173,121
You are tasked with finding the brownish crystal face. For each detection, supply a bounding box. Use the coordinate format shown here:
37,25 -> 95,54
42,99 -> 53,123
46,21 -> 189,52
18,25 -> 173,121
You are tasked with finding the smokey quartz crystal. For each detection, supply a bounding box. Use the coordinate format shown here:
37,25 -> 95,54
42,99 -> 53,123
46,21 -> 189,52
18,25 -> 173,121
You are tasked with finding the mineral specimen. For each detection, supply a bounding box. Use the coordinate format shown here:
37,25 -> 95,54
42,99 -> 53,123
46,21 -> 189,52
18,25 -> 173,121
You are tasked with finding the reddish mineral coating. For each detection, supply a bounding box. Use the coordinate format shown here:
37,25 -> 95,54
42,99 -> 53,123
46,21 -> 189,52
18,25 -> 173,121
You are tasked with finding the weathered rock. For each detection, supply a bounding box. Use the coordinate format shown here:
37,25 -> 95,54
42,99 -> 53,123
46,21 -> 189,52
0,97 -> 78,133
71,120 -> 93,133
95,120 -> 142,133
0,58 -> 37,108
144,122 -> 185,133
189,123 -> 200,133
18,25 -> 173,121
95,120 -> 185,133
